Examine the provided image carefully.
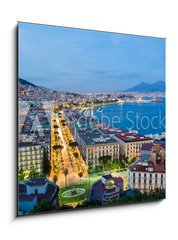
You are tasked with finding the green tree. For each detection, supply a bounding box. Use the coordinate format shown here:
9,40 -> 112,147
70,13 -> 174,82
58,105 -> 63,111
88,161 -> 93,185
73,152 -> 79,158
128,156 -> 137,166
120,154 -> 129,168
43,148 -> 51,176
99,155 -> 112,170
61,120 -> 66,124
18,169 -> 25,181
63,168 -> 69,187
53,175 -> 58,183
69,141 -> 79,148
78,171 -> 83,185
52,144 -> 63,151
29,166 -> 39,178
148,188 -> 165,199
30,200 -> 56,214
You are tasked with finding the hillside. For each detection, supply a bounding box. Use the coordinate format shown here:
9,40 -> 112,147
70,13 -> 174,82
19,78 -> 37,88
124,81 -> 165,92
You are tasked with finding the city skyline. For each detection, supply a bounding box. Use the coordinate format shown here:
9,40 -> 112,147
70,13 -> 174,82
18,23 -> 166,215
19,22 -> 165,93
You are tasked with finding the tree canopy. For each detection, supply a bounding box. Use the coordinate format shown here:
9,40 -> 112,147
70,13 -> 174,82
52,144 -> 63,150
18,170 -> 25,181
43,148 -> 51,176
63,168 -> 69,176
73,152 -> 79,158
30,200 -> 56,214
78,171 -> 83,178
69,141 -> 79,148
29,166 -> 39,178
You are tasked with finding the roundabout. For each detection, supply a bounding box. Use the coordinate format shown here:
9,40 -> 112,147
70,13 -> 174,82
62,188 -> 85,198
59,184 -> 91,205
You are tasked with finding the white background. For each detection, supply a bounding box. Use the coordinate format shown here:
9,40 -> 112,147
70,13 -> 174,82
0,0 -> 178,239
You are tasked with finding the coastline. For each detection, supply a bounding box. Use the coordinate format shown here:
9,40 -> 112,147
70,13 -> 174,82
79,100 -> 166,110
79,101 -> 165,136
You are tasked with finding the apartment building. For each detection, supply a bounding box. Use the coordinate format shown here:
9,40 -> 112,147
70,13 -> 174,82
128,143 -> 165,192
76,129 -> 119,165
114,132 -> 153,160
18,142 -> 48,173
128,162 -> 165,192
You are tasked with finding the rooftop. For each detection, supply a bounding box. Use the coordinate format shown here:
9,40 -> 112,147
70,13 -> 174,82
115,132 -> 152,143
27,177 -> 48,186
141,142 -> 165,151
102,174 -> 113,180
78,129 -> 118,146
140,153 -> 150,163
141,143 -> 154,151
129,162 -> 165,173
99,127 -> 127,135
18,179 -> 59,204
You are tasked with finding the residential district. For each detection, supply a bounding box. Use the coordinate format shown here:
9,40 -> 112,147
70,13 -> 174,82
18,80 -> 165,215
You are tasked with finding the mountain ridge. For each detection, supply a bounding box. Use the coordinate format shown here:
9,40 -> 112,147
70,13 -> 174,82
124,81 -> 165,92
19,78 -> 37,88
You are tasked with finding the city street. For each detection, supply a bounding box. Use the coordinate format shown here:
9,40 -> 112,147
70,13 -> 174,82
49,112 -> 88,187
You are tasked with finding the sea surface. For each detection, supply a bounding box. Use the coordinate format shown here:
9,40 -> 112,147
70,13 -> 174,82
93,102 -> 165,135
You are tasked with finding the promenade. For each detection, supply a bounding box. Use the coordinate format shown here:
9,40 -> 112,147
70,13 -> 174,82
49,111 -> 88,187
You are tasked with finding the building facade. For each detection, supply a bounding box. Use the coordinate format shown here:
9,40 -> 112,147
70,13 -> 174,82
128,164 -> 165,192
128,143 -> 165,192
76,129 -> 119,165
114,132 -> 153,160
18,142 -> 49,173
88,174 -> 123,204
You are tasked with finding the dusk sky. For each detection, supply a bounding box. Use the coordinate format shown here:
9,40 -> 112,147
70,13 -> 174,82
19,22 -> 165,93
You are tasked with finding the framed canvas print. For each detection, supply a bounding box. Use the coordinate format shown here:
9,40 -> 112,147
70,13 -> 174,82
18,22 -> 166,216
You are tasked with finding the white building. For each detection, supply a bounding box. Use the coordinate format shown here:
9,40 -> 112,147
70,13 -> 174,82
128,143 -> 165,192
